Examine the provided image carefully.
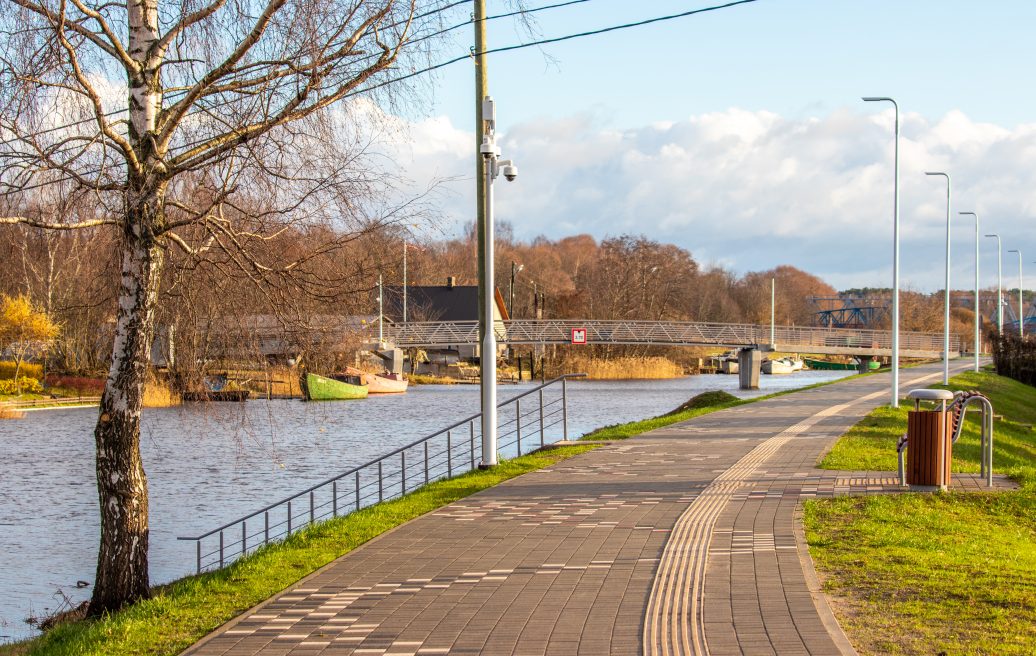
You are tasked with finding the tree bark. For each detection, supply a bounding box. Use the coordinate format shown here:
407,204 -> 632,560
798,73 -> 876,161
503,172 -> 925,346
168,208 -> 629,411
89,190 -> 165,616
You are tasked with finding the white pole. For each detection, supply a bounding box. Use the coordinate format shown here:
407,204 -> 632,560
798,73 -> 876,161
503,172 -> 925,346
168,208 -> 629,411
866,97 -> 900,406
987,234 -> 1002,334
403,241 -> 408,324
927,172 -> 951,384
378,274 -> 383,343
770,277 -> 775,347
1009,250 -> 1023,337
961,212 -> 979,370
481,131 -> 498,468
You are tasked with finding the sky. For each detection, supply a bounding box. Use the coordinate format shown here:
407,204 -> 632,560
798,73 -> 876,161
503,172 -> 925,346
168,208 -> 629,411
374,0 -> 1036,293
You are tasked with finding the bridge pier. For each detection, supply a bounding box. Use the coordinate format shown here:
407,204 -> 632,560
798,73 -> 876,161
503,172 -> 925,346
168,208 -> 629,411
857,355 -> 874,375
738,348 -> 762,390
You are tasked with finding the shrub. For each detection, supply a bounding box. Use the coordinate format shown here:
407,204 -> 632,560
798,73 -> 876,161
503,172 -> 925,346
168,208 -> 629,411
45,374 -> 106,394
0,360 -> 43,380
0,376 -> 43,395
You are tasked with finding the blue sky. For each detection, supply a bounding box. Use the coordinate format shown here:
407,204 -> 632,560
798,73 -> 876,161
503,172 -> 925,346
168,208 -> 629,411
376,0 -> 1036,293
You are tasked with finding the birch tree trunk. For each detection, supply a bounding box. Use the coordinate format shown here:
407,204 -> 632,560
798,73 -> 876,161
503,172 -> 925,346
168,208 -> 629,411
90,0 -> 166,614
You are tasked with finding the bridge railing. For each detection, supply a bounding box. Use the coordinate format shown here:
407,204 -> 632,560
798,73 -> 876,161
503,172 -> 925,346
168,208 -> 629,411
386,319 -> 961,353
177,374 -> 584,573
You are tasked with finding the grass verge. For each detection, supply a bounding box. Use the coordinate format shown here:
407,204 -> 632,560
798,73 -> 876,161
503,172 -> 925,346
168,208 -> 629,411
805,370 -> 1036,655
0,444 -> 597,656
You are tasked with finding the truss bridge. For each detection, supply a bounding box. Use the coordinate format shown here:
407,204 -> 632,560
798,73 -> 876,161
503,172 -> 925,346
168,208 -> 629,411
386,320 -> 958,359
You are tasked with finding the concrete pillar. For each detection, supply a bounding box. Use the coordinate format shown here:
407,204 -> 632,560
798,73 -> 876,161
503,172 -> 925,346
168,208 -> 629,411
738,348 -> 762,390
377,348 -> 404,375
857,355 -> 874,375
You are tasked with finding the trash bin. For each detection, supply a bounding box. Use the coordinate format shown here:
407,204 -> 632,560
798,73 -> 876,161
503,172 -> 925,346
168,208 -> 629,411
905,389 -> 954,490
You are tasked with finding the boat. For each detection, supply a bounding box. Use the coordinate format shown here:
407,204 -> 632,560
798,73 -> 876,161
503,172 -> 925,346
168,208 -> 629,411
762,357 -> 797,375
302,372 -> 368,400
804,357 -> 880,371
342,367 -> 408,394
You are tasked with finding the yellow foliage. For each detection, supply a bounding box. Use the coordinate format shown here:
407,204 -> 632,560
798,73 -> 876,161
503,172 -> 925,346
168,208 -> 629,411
0,360 -> 43,380
0,405 -> 24,419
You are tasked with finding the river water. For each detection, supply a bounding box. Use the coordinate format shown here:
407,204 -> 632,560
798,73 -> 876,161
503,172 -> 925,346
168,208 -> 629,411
0,370 -> 851,641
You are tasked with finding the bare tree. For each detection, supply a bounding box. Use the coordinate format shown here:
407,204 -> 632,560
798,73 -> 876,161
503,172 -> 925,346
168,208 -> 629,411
0,0 -> 445,615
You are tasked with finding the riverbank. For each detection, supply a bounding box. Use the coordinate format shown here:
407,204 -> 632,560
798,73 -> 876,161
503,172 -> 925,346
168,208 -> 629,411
0,444 -> 597,656
805,369 -> 1036,655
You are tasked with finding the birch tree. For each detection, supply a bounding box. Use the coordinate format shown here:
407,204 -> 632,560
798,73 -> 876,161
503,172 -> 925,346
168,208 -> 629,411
0,0 -> 442,615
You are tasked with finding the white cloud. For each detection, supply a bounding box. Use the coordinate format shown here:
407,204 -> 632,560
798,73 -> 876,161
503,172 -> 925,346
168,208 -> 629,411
382,105 -> 1036,292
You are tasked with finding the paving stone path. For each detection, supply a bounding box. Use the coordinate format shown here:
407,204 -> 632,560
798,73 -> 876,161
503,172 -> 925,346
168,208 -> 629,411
184,361 -> 1015,656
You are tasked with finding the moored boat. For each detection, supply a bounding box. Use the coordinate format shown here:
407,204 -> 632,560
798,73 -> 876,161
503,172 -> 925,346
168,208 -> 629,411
762,357 -> 797,375
804,357 -> 880,371
302,372 -> 368,400
342,367 -> 408,394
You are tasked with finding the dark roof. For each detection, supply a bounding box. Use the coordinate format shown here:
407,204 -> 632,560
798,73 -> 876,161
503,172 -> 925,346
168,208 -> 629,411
384,285 -> 508,322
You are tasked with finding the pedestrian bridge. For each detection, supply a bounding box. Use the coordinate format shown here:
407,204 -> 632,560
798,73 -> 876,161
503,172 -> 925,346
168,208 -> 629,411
386,319 -> 958,359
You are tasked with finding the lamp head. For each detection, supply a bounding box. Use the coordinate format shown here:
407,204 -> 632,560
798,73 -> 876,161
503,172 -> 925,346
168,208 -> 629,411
862,96 -> 891,102
924,171 -> 948,177
985,234 -> 998,238
959,211 -> 976,216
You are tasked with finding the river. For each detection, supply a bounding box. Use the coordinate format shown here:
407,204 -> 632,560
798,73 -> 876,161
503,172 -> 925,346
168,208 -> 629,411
0,370 -> 852,641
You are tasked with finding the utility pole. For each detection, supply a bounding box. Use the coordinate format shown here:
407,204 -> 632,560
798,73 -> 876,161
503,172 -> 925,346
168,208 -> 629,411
770,277 -> 776,347
377,273 -> 383,343
403,241 -> 408,323
475,0 -> 488,357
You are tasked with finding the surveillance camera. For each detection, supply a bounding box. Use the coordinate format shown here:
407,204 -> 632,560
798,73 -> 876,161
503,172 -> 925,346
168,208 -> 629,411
501,164 -> 518,182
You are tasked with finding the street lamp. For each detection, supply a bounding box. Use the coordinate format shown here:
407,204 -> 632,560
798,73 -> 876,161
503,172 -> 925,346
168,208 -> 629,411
478,96 -> 518,468
1008,249 -> 1023,337
863,96 -> 901,407
959,212 -> 980,371
925,171 -> 952,384
509,262 -> 524,317
985,234 -> 1003,334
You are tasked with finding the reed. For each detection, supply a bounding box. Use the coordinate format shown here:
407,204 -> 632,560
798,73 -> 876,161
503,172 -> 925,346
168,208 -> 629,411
142,380 -> 180,408
556,354 -> 684,380
0,404 -> 24,419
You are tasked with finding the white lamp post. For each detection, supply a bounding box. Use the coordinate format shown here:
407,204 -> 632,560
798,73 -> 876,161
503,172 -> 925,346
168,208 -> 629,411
959,212 -> 980,370
925,171 -> 952,384
478,96 -> 518,468
1008,249 -> 1023,337
985,234 -> 1003,334
863,96 -> 901,407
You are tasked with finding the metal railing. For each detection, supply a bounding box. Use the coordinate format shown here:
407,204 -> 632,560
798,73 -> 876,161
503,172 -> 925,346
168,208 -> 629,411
177,374 -> 584,573
385,319 -> 960,356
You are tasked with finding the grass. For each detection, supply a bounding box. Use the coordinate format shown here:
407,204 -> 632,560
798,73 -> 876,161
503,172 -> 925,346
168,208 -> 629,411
805,370 -> 1036,655
0,444 -> 597,656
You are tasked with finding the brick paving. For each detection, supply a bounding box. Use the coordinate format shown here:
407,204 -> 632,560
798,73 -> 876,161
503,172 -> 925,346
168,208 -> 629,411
184,361 -> 1016,656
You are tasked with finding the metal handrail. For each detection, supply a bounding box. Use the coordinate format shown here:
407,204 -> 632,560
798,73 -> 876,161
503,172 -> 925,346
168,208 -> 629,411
177,373 -> 585,571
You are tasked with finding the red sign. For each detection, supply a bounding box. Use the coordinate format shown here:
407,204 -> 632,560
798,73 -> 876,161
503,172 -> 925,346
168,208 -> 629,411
571,328 -> 588,345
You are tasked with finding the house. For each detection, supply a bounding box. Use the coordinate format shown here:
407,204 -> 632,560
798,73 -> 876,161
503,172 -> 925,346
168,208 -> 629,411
383,277 -> 509,360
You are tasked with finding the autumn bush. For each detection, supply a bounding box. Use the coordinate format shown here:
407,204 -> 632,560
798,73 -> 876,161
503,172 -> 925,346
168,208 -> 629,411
45,374 -> 106,395
0,376 -> 43,395
557,354 -> 684,379
0,360 -> 43,379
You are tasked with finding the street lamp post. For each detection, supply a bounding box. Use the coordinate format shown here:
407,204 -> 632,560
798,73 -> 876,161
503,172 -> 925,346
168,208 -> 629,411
509,262 -> 524,317
770,277 -> 776,347
402,241 -> 408,324
478,96 -> 518,468
925,171 -> 952,384
1008,249 -> 1023,337
863,96 -> 901,407
986,234 -> 1003,334
959,212 -> 980,371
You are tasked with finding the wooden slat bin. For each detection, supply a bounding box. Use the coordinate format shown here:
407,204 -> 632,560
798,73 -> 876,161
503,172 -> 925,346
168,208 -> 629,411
906,410 -> 952,488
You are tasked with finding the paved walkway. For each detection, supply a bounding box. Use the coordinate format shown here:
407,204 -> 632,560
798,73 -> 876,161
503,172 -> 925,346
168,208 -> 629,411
184,361 -> 1015,656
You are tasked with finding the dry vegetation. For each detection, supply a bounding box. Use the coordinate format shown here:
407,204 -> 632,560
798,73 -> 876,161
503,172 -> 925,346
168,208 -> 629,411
556,354 -> 684,380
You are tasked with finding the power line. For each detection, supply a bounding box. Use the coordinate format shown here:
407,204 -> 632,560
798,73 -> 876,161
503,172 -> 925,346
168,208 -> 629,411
3,0 -> 761,195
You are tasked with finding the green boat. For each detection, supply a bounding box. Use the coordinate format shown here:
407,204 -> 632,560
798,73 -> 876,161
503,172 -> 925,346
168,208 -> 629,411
804,357 -> 880,371
302,372 -> 368,400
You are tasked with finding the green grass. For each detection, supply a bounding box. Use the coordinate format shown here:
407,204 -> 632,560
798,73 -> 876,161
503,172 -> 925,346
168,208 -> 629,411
0,445 -> 596,656
805,370 -> 1036,655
